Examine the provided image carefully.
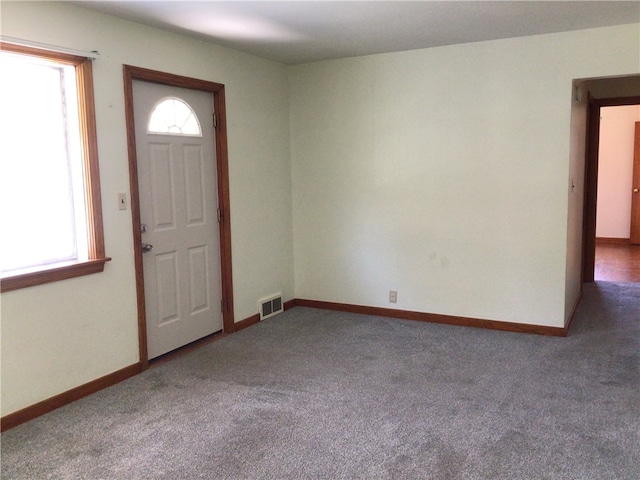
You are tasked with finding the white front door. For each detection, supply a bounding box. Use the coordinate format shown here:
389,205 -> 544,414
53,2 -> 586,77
133,80 -> 222,359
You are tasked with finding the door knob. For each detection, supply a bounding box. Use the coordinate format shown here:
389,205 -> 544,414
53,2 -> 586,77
141,243 -> 154,253
634,188 -> 639,193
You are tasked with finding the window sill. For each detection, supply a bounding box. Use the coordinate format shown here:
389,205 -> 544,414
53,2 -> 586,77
0,257 -> 112,293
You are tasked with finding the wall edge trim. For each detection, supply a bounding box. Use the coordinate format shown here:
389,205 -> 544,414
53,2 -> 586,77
2,296 -> 570,431
233,299 -> 296,332
294,299 -> 569,337
233,313 -> 260,332
1,362 -> 143,432
596,237 -> 631,244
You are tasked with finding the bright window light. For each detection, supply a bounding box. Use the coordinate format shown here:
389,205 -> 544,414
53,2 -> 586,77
148,97 -> 202,136
0,51 -> 89,275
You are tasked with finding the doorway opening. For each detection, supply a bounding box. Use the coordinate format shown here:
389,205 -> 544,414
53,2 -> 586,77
123,66 -> 235,368
593,105 -> 640,283
581,76 -> 640,284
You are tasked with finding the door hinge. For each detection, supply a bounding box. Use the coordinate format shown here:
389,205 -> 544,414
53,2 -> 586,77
217,208 -> 222,223
221,299 -> 224,313
213,113 -> 217,128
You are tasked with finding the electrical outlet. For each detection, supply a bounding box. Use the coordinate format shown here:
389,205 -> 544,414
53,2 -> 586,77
389,290 -> 397,303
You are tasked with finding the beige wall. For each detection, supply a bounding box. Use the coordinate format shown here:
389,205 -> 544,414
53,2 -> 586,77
290,24 -> 640,328
596,105 -> 640,238
1,2 -> 294,416
2,0 -> 639,417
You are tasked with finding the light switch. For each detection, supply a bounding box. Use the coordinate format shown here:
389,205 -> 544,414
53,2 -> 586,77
118,193 -> 127,210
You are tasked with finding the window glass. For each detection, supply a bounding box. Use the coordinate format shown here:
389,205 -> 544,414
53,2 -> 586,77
0,44 -> 108,290
148,97 -> 202,136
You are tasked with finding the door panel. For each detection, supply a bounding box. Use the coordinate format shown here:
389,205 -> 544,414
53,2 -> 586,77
156,252 -> 179,326
184,146 -> 206,225
149,143 -> 176,230
188,246 -> 210,313
133,80 -> 222,359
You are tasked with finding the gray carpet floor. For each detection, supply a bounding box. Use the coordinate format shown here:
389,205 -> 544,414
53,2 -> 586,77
2,281 -> 639,479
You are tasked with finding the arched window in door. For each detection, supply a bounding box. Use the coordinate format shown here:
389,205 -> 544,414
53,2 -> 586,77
148,97 -> 202,136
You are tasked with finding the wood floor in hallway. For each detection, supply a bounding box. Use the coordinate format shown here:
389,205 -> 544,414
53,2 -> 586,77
594,242 -> 640,283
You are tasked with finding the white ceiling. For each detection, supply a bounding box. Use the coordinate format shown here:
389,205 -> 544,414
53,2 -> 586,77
74,1 -> 640,64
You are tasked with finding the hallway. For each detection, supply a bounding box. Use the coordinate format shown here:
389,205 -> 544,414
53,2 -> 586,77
594,243 -> 640,283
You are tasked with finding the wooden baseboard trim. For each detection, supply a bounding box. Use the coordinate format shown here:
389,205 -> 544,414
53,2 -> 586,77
233,313 -> 260,332
2,295 -> 567,431
1,362 -> 143,432
294,299 -> 569,337
596,237 -> 630,244
1,299 -> 297,431
233,299 -> 297,332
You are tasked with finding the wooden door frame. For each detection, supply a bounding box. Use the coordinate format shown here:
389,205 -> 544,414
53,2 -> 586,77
123,65 -> 235,368
631,122 -> 640,244
582,95 -> 640,282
